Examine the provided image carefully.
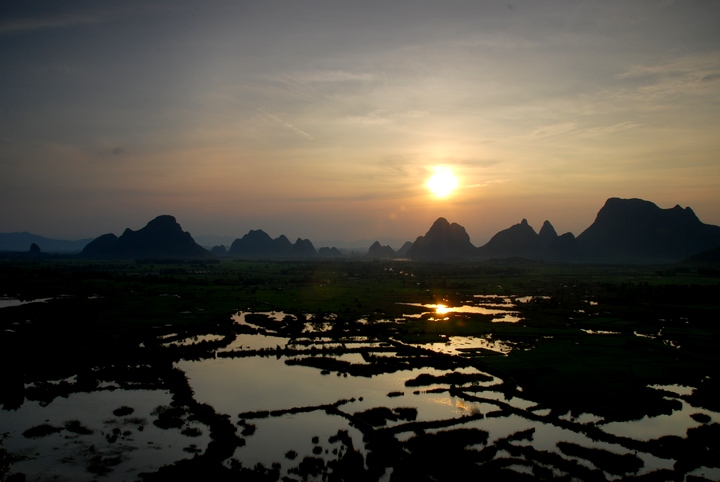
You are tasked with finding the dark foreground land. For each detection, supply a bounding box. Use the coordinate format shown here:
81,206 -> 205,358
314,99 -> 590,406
1,258 -> 719,481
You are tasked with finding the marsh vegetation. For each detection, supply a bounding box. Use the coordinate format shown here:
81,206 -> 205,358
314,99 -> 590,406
1,258 -> 719,480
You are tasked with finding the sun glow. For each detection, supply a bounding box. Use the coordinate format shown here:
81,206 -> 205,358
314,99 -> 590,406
426,167 -> 459,198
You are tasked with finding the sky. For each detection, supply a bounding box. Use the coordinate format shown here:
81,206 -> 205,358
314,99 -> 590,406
2,0 -> 719,247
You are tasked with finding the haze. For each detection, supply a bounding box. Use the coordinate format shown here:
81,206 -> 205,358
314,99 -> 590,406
2,1 -> 719,245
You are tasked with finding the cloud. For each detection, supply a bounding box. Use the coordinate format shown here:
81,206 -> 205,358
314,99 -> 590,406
96,147 -> 128,157
614,52 -> 720,99
339,110 -> 429,126
0,4 -> 180,35
465,179 -> 511,189
339,111 -> 391,126
617,53 -> 720,80
527,122 -> 577,139
439,33 -> 538,50
0,13 -> 104,34
579,122 -> 639,138
291,70 -> 376,83
257,109 -> 314,140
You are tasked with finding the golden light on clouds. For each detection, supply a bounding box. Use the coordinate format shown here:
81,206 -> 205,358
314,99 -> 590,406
426,167 -> 459,198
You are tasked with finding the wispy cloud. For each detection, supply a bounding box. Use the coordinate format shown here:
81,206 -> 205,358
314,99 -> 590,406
0,4 -> 179,35
291,70 -> 376,83
339,110 -> 429,126
579,122 -> 639,138
527,122 -> 577,139
96,146 -> 128,157
339,111 -> 391,126
614,52 -> 720,100
439,34 -> 538,50
257,109 -> 314,140
617,53 -> 720,80
465,179 -> 511,189
0,13 -> 105,34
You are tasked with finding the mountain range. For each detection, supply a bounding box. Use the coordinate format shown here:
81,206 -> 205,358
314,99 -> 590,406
0,232 -> 93,253
4,198 -> 720,264
81,215 -> 209,259
406,198 -> 720,263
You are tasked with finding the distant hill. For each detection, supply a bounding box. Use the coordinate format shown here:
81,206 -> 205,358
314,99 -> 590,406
683,246 -> 720,267
318,246 -> 342,257
367,241 -> 396,258
576,198 -> 720,263
406,198 -> 720,264
475,219 -> 577,261
396,241 -> 413,258
0,232 -> 93,253
210,245 -> 228,256
477,219 -> 542,260
82,215 -> 209,258
406,217 -> 476,260
12,196 -> 720,264
228,230 -> 317,258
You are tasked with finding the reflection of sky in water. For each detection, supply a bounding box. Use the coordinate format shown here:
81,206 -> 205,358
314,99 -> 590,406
178,356 -> 493,421
417,335 -> 517,356
439,414 -> 675,474
163,334 -> 225,347
233,311 -> 292,325
0,297 -> 52,308
220,333 -> 290,351
0,389 -> 208,481
581,329 -> 621,335
400,295 -> 531,323
5,308 -> 720,479
649,384 -> 695,397
231,410 -> 367,472
688,466 -> 720,480
599,398 -> 712,441
403,302 -> 515,317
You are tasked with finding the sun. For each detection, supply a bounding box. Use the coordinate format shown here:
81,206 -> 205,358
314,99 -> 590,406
426,167 -> 459,198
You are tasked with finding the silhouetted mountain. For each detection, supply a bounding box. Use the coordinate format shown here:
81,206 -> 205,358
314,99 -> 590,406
228,230 -> 316,258
538,220 -> 558,247
406,218 -> 476,260
292,238 -> 317,258
683,246 -> 720,267
28,243 -> 41,254
576,198 -> 720,263
396,241 -> 413,257
81,233 -> 120,257
0,232 -> 93,253
477,219 -> 540,260
82,215 -> 209,258
318,246 -> 343,257
474,219 -> 579,261
367,241 -> 396,258
398,197 -> 720,263
546,232 -> 578,261
228,230 -> 274,257
210,245 -> 227,256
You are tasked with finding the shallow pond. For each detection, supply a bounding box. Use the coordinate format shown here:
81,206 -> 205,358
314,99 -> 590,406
4,309 -> 720,481
0,389 -> 211,482
401,295 -> 528,323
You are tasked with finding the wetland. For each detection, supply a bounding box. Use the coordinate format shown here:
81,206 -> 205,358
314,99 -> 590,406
1,258 -> 719,481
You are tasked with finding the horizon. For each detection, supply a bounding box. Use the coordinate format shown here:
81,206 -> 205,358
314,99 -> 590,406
3,195 -> 718,252
2,1 -> 720,244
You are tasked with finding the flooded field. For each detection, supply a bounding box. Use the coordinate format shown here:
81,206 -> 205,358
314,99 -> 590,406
1,259 -> 720,480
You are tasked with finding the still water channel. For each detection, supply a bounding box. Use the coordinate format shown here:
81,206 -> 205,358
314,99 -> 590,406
1,300 -> 719,481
